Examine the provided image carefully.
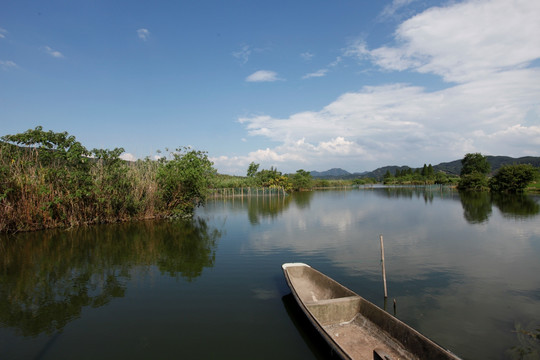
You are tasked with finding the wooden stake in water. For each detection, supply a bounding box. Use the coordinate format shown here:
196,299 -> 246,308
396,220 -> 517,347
380,235 -> 388,298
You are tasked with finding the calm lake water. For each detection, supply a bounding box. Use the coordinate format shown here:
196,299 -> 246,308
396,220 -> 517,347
1,187 -> 539,359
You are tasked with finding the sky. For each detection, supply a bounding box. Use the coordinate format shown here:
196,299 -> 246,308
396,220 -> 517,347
1,0 -> 539,175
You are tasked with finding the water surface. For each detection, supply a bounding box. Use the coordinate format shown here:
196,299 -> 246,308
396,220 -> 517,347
1,187 -> 539,359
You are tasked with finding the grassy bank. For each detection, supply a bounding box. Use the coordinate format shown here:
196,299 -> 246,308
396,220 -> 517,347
0,127 -> 214,233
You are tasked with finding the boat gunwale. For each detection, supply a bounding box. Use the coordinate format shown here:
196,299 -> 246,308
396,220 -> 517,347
282,262 -> 461,360
282,263 -> 352,359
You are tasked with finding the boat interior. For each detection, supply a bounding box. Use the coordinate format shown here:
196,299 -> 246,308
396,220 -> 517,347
283,263 -> 460,360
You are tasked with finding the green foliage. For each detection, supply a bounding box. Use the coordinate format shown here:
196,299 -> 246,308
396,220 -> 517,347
2,126 -> 90,168
458,171 -> 489,191
156,147 -> 215,217
1,126 -> 94,228
435,171 -> 450,184
461,153 -> 491,176
458,153 -> 490,191
291,169 -> 312,191
91,147 -> 137,219
268,175 -> 293,192
254,166 -> 278,186
352,177 -> 377,185
312,179 -> 330,187
383,170 -> 392,182
0,128 -> 216,232
213,174 -> 251,188
382,163 -> 451,185
246,162 -> 259,178
489,164 -> 538,193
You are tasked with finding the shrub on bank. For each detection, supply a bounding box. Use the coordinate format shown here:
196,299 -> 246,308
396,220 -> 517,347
0,127 -> 216,232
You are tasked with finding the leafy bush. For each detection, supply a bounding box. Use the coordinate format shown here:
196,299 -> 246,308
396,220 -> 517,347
458,153 -> 490,191
0,128 -> 216,232
156,148 -> 215,217
489,164 -> 537,193
460,153 -> 491,176
457,171 -> 489,191
291,169 -> 312,191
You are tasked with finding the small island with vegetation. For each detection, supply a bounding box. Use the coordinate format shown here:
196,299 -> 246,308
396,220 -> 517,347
1,127 -> 538,233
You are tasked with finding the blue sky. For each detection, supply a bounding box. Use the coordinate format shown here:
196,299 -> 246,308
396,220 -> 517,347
1,0 -> 539,175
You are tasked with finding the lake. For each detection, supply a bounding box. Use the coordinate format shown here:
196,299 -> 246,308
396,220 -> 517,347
1,187 -> 539,359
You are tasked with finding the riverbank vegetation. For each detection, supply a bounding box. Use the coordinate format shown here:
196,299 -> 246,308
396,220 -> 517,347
457,153 -> 539,193
213,162 -> 378,193
0,127 -> 214,233
382,163 -> 459,186
2,127 -> 538,233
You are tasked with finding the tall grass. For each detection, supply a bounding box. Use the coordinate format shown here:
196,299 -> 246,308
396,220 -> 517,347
0,127 -> 214,233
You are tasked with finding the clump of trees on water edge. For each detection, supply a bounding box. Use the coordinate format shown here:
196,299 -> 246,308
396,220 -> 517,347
0,127 -> 214,233
382,163 -> 459,185
212,162 -> 376,191
1,127 -> 538,233
381,153 -> 539,191
457,152 -> 539,193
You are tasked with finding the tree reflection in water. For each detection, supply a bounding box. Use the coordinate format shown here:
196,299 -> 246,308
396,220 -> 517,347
0,218 -> 221,337
492,193 -> 540,219
459,191 -> 493,224
460,191 -> 540,224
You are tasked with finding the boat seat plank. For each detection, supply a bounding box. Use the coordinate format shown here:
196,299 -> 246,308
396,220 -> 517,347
304,295 -> 361,306
306,296 -> 362,326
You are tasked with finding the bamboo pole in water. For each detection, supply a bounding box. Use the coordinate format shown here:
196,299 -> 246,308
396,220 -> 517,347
380,234 -> 388,298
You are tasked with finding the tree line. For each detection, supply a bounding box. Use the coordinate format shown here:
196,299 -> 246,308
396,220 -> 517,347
377,154 -> 539,191
1,127 -> 538,233
382,163 -> 459,185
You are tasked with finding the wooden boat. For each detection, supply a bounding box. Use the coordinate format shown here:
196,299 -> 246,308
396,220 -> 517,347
282,263 -> 460,360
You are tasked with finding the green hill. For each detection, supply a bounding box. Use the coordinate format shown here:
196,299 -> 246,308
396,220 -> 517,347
311,156 -> 540,181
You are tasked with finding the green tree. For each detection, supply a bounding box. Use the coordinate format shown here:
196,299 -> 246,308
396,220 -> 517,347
291,169 -> 312,191
246,162 -> 259,178
255,166 -> 281,186
427,164 -> 434,178
435,172 -> 449,184
458,153 -> 491,191
460,153 -> 490,176
489,164 -> 537,193
1,126 -> 93,222
458,171 -> 489,191
383,170 -> 394,184
156,148 -> 215,217
1,126 -> 90,168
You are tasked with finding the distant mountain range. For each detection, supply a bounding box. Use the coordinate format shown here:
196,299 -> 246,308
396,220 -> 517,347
310,156 -> 540,180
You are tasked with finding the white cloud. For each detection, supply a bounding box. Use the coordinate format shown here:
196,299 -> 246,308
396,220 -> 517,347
361,0 -> 540,83
214,0 -> 540,175
300,52 -> 314,61
227,67 -> 540,174
302,69 -> 328,79
246,70 -> 281,82
137,28 -> 150,41
43,46 -> 64,58
379,0 -> 417,19
0,60 -> 17,70
0,28 -> 7,39
233,45 -> 251,64
120,152 -> 137,162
